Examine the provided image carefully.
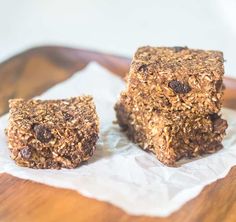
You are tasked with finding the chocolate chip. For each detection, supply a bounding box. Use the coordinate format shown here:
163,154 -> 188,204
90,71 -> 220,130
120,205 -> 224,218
63,112 -> 73,121
138,64 -> 148,73
33,124 -> 53,143
209,113 -> 220,121
213,118 -> 228,134
173,46 -> 188,53
20,146 -> 32,159
168,80 -> 191,94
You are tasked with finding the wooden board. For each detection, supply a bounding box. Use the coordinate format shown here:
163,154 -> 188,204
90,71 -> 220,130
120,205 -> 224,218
0,46 -> 236,222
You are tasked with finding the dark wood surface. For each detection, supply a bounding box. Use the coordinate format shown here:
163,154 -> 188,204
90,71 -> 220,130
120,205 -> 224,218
0,46 -> 236,222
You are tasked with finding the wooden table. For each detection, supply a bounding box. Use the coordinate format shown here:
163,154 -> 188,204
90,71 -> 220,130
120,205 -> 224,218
0,46 -> 236,222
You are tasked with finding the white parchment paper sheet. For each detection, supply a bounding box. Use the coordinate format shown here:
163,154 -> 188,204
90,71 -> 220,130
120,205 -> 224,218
0,63 -> 236,217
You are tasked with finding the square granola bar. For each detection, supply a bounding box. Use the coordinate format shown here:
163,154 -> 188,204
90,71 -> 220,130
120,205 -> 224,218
6,96 -> 99,169
127,46 -> 224,115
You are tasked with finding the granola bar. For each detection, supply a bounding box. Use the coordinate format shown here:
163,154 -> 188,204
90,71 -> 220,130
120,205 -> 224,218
127,46 -> 224,115
115,94 -> 227,166
6,96 -> 99,169
115,46 -> 228,166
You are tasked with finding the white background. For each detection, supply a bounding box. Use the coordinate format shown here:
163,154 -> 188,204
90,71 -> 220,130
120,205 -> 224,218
0,0 -> 236,77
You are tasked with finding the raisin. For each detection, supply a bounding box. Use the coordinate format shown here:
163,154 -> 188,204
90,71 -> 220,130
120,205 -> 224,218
168,80 -> 191,94
20,146 -> 32,159
209,113 -> 220,121
173,46 -> 188,53
33,124 -> 53,143
138,64 -> 148,73
213,118 -> 228,134
63,112 -> 73,121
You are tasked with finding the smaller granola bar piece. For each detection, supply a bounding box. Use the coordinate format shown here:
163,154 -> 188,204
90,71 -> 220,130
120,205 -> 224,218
6,96 -> 99,169
128,46 -> 225,115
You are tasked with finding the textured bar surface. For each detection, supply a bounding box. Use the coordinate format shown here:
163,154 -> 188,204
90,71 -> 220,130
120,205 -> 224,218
7,96 -> 99,169
128,46 -> 224,115
115,94 -> 227,166
115,46 -> 227,166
